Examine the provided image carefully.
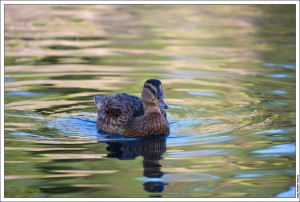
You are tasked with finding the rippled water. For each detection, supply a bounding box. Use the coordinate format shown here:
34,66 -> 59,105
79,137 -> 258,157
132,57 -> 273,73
4,5 -> 296,198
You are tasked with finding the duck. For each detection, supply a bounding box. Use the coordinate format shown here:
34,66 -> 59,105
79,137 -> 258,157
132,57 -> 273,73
94,79 -> 170,138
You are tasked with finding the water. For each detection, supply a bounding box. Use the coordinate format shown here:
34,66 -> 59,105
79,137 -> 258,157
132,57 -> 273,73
4,5 -> 296,198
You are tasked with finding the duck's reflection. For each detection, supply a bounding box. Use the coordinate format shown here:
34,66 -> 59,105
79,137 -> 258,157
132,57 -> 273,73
104,137 -> 167,193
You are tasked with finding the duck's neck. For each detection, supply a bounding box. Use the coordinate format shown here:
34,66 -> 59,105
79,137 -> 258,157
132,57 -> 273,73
143,103 -> 161,114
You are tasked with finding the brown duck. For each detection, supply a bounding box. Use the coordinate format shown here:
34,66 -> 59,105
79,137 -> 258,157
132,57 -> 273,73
94,79 -> 169,137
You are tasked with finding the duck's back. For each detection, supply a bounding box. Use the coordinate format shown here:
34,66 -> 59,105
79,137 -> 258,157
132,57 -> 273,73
95,93 -> 144,134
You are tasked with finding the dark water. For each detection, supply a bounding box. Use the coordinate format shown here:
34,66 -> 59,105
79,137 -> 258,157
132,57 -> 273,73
4,5 -> 296,198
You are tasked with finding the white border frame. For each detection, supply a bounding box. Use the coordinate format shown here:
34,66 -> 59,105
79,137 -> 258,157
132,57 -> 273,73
1,1 -> 299,202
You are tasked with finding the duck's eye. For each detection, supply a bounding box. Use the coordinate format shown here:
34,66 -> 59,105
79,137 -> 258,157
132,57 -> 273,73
157,97 -> 160,100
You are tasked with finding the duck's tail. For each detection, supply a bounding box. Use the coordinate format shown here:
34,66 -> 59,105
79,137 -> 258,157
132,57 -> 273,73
94,96 -> 102,109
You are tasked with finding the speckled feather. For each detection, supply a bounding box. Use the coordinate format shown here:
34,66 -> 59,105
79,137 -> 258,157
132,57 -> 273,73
95,93 -> 144,134
123,112 -> 169,138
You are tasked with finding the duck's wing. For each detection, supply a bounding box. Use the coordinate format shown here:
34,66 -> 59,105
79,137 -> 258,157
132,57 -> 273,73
94,95 -> 123,117
105,96 -> 124,117
105,93 -> 143,118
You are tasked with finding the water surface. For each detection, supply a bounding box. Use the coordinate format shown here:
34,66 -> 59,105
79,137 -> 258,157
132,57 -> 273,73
4,5 -> 296,198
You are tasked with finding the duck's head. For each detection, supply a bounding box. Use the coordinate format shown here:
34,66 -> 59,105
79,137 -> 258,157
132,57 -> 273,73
141,79 -> 169,109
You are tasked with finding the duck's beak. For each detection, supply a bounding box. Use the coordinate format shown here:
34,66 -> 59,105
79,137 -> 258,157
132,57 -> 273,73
159,98 -> 169,110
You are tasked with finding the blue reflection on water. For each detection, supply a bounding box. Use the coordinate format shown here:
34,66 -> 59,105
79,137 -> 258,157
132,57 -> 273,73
235,170 -> 295,180
274,101 -> 289,106
47,113 -> 99,138
6,91 -> 43,97
13,132 -> 39,137
188,91 -> 220,97
272,90 -> 288,95
276,186 -> 296,198
262,100 -> 289,108
5,77 -> 14,82
24,113 -> 41,117
235,173 -> 266,178
253,128 -> 294,135
263,63 -> 295,70
252,143 -> 296,157
269,74 -> 294,78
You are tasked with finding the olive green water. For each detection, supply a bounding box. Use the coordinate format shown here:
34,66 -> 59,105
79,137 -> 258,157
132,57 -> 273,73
4,5 -> 296,198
